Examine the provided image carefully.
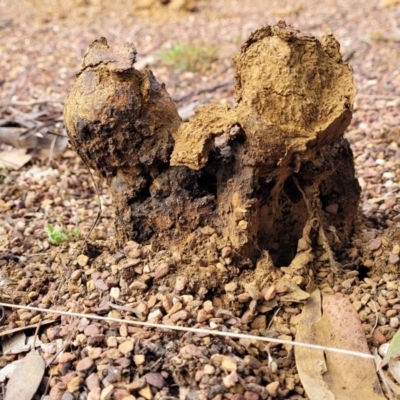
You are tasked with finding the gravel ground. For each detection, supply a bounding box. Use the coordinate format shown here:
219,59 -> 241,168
0,0 -> 400,399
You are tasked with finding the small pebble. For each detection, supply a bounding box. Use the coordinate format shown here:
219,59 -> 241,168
88,347 -> 102,359
100,385 -> 114,400
148,309 -> 163,321
129,280 -> 148,290
325,203 -> 339,215
154,262 -> 170,279
59,352 -> 76,363
244,391 -> 259,400
203,364 -> 215,374
225,282 -> 237,292
109,287 -> 120,299
118,340 -> 134,355
264,285 -> 276,301
221,247 -> 232,258
67,376 -> 83,393
223,370 -> 239,388
368,237 -> 382,251
138,384 -> 153,400
389,254 -> 400,265
87,388 -> 101,400
250,315 -> 266,329
175,276 -> 188,291
77,254 -> 89,267
373,329 -> 387,344
70,270 -> 83,281
106,336 -> 118,347
49,382 -> 66,400
84,324 -> 101,337
170,310 -> 190,322
76,357 -> 94,372
86,373 -> 101,391
266,381 -> 279,397
145,372 -> 165,389
134,355 -> 145,366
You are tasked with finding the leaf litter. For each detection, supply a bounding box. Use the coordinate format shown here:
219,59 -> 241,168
296,289 -> 385,400
0,0 -> 399,399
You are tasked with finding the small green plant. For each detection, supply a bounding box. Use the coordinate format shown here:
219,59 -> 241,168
45,224 -> 81,244
369,30 -> 384,41
160,41 -> 218,72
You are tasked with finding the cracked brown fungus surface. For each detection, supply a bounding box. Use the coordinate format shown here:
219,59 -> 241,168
64,22 -> 360,278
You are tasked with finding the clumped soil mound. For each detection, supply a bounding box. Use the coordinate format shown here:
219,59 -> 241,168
1,2 -> 400,399
65,22 -> 360,295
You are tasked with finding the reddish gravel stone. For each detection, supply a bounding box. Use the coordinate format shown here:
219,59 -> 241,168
76,357 -> 94,372
49,382 -> 66,400
145,372 -> 165,389
84,324 -> 101,337
59,352 -> 76,363
368,237 -> 382,251
86,372 -> 101,391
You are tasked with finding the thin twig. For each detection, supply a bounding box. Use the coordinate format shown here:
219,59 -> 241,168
292,176 -> 338,273
0,301 -> 376,360
370,299 -> 379,335
80,160 -> 102,249
0,100 -> 64,108
47,136 -> 57,166
32,318 -> 41,349
0,319 -> 58,337
0,306 -> 5,325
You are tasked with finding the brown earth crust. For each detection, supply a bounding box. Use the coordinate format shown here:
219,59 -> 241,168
65,22 -> 360,281
1,2 -> 400,399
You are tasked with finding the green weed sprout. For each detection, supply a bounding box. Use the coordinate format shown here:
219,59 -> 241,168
160,41 -> 218,72
45,224 -> 81,244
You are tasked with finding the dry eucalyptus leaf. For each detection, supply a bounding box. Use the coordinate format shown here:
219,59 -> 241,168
5,350 -> 45,400
0,149 -> 32,170
295,289 -> 334,400
295,290 -> 385,400
1,332 -> 30,355
0,360 -> 23,383
316,292 -> 385,399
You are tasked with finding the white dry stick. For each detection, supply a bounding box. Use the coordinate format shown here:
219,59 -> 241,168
0,302 -> 375,360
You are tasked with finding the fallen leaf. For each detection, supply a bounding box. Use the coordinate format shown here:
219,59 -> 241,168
0,360 -> 23,383
0,149 -> 32,170
295,290 -> 334,400
315,292 -> 384,399
295,290 -> 385,400
5,350 -> 45,400
1,332 -> 30,355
